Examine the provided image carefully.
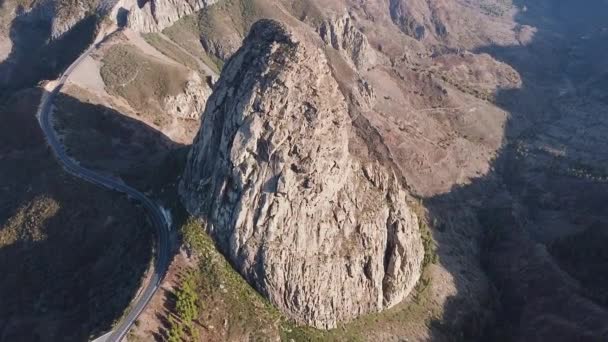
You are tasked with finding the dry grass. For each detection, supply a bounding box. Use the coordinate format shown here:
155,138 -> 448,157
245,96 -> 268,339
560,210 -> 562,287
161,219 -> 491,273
163,0 -> 267,66
100,43 -> 189,126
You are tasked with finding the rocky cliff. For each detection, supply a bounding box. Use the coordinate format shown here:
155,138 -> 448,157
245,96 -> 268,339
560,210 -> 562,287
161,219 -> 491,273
110,0 -> 217,33
179,19 -> 424,329
319,14 -> 377,69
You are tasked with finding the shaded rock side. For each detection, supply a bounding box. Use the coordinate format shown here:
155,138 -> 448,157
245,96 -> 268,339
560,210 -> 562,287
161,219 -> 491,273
387,0 -> 519,49
389,0 -> 449,41
179,19 -> 424,329
0,0 -> 102,89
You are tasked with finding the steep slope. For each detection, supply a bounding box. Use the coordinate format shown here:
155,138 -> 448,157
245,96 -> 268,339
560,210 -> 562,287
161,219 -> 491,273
179,19 -> 424,329
110,0 -> 218,32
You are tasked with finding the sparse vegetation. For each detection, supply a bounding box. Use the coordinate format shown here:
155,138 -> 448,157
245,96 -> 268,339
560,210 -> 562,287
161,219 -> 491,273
173,214 -> 441,341
479,2 -> 508,17
100,43 -> 189,125
167,271 -> 201,341
142,33 -> 208,75
163,0 -> 265,69
437,71 -> 495,102
0,88 -> 154,341
197,0 -> 261,37
179,219 -> 284,341
549,227 -> 608,306
562,159 -> 608,182
420,220 -> 439,267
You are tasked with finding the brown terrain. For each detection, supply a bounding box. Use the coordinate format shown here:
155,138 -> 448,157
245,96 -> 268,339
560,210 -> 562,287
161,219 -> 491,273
1,0 -> 608,341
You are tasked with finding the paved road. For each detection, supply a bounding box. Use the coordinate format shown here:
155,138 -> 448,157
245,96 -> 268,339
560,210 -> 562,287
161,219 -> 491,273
36,28 -> 171,342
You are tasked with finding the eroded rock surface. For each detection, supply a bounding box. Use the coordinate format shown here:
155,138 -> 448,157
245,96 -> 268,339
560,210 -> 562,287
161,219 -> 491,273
179,19 -> 424,329
111,0 -> 217,33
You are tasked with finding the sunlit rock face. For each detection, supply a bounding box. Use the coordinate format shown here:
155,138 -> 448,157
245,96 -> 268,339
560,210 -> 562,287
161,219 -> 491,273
179,19 -> 424,329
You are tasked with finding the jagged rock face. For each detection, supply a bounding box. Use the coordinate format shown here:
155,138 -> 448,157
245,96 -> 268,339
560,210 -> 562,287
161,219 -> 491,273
319,14 -> 376,68
164,71 -> 211,120
353,78 -> 376,112
180,19 -> 424,329
111,0 -> 217,33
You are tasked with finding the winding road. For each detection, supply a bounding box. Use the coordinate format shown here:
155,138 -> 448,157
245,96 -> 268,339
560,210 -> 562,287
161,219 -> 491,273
36,27 -> 171,342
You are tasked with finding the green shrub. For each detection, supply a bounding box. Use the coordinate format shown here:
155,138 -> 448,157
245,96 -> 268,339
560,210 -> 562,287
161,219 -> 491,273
168,270 -> 200,341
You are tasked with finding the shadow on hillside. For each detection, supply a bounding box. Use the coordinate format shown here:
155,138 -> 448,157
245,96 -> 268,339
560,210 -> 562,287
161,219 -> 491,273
52,91 -> 186,190
425,0 -> 608,340
0,2 -> 98,94
0,87 -> 182,341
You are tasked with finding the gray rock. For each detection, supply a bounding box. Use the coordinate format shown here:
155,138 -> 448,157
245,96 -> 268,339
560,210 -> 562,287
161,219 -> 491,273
179,19 -> 424,329
110,0 -> 218,33
164,71 -> 211,120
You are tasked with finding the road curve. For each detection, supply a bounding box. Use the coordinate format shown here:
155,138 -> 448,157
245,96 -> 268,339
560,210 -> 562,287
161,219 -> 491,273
36,29 -> 171,342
